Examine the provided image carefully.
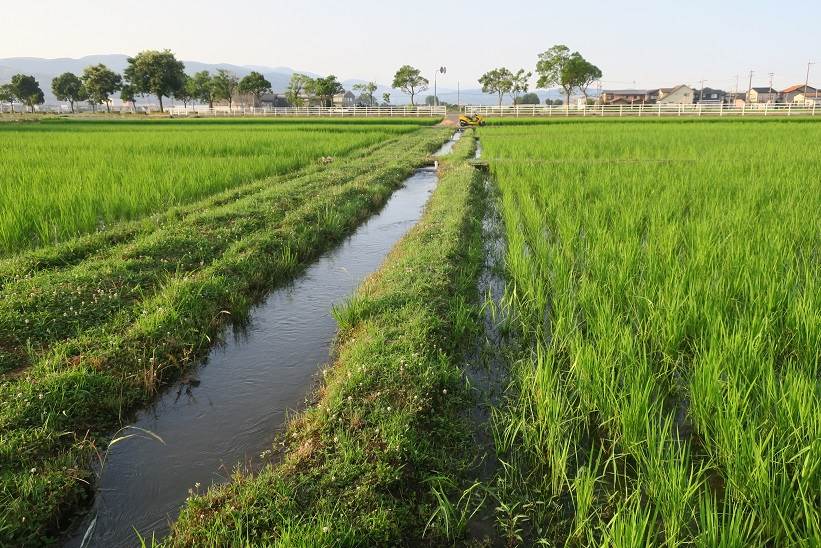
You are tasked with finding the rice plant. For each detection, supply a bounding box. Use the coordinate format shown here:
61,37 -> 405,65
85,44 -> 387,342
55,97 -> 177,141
482,119 -> 821,546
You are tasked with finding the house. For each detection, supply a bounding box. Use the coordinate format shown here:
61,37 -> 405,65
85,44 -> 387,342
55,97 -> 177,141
793,91 -> 821,105
782,84 -> 817,103
333,91 -> 356,107
656,85 -> 694,104
748,87 -> 779,103
695,87 -> 728,104
599,89 -> 650,105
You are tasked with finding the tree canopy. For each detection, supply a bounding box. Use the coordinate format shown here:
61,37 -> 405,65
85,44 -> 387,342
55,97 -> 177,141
124,49 -> 185,112
191,71 -> 216,108
392,65 -> 428,106
238,71 -> 272,104
479,67 -> 515,106
211,69 -> 239,108
514,92 -> 541,105
51,72 -> 85,113
352,82 -> 377,106
9,74 -> 45,113
81,64 -> 122,112
285,73 -> 314,107
536,45 -> 601,105
313,75 -> 344,107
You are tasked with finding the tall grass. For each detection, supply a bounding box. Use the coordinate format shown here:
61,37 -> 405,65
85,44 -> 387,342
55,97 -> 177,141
0,119 -> 434,254
482,119 -> 821,545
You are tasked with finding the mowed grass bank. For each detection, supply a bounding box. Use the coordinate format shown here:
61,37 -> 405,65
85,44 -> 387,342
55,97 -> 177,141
0,118 -> 438,254
169,135 -> 485,546
0,127 -> 449,545
481,119 -> 820,545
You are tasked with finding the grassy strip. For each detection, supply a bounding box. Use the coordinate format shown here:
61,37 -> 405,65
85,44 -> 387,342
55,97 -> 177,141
169,134 -> 484,546
0,128 -> 450,546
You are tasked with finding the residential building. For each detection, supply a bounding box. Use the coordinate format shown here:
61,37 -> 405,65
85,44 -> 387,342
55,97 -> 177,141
748,87 -> 779,103
656,85 -> 694,104
333,91 -> 356,107
782,84 -> 817,103
695,87 -> 728,104
599,89 -> 650,105
793,91 -> 821,105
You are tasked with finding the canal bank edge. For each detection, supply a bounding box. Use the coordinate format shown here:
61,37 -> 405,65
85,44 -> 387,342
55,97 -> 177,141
170,134 -> 485,545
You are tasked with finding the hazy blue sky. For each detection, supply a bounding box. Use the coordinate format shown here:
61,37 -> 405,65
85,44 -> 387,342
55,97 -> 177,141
3,0 -> 819,91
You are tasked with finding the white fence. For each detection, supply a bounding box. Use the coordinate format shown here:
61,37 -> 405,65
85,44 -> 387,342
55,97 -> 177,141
167,105 -> 447,117
463,102 -> 819,118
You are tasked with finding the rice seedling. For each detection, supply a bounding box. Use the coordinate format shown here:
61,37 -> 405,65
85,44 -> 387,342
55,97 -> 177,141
0,118 -> 437,254
481,118 -> 821,545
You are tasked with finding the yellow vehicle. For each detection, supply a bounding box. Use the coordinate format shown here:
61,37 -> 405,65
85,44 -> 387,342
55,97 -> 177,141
458,113 -> 486,127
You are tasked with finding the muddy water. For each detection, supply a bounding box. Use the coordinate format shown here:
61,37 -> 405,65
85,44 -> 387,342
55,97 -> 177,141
66,145 -> 453,546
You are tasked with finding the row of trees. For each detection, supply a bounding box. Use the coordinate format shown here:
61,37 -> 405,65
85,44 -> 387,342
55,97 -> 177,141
479,45 -> 602,106
0,50 -> 275,113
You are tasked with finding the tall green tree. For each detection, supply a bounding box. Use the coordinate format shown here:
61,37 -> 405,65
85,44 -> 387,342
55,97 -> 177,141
120,84 -> 138,112
285,73 -> 314,107
10,74 -> 45,113
0,84 -> 15,112
238,71 -> 272,106
536,45 -> 601,106
51,72 -> 84,113
124,49 -> 186,113
352,81 -> 377,106
575,57 -> 602,99
514,92 -> 541,105
479,67 -> 515,106
313,75 -> 344,107
81,64 -> 122,112
392,65 -> 428,106
511,69 -> 532,102
191,70 -> 215,108
173,74 -> 194,107
382,92 -> 391,105
211,69 -> 239,108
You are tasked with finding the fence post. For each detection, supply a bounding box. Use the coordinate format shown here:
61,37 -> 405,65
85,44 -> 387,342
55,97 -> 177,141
620,105 -> 623,117
788,102 -> 792,116
764,102 -> 768,116
813,101 -> 817,116
742,103 -> 746,116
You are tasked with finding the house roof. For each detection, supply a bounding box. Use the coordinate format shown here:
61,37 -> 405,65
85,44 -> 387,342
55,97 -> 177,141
602,89 -> 648,95
665,84 -> 692,93
782,83 -> 817,93
751,87 -> 775,93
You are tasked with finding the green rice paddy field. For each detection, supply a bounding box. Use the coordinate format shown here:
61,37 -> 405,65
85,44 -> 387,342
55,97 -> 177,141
1,116 -> 819,546
0,118 -> 435,254
479,119 -> 820,546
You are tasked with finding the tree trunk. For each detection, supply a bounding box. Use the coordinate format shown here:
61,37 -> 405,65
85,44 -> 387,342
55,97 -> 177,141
498,92 -> 503,107
158,95 -> 164,113
69,100 -> 75,114
105,100 -> 111,113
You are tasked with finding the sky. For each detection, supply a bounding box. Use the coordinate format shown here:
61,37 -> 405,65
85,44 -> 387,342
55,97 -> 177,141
2,0 -> 819,92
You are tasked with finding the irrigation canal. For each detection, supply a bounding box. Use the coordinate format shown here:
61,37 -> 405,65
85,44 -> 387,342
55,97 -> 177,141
66,133 -> 460,547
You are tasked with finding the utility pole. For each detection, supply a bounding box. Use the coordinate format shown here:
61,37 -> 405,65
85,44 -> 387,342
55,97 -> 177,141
699,79 -> 705,103
805,61 -> 815,95
747,70 -> 754,102
457,81 -> 460,109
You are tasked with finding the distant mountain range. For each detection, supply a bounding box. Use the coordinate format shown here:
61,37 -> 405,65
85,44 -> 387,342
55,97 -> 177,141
0,55 -> 565,106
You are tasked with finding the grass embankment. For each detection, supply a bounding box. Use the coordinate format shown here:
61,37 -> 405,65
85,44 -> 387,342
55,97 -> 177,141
0,128 -> 449,546
0,118 -> 438,254
169,134 -> 484,545
480,119 -> 820,545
